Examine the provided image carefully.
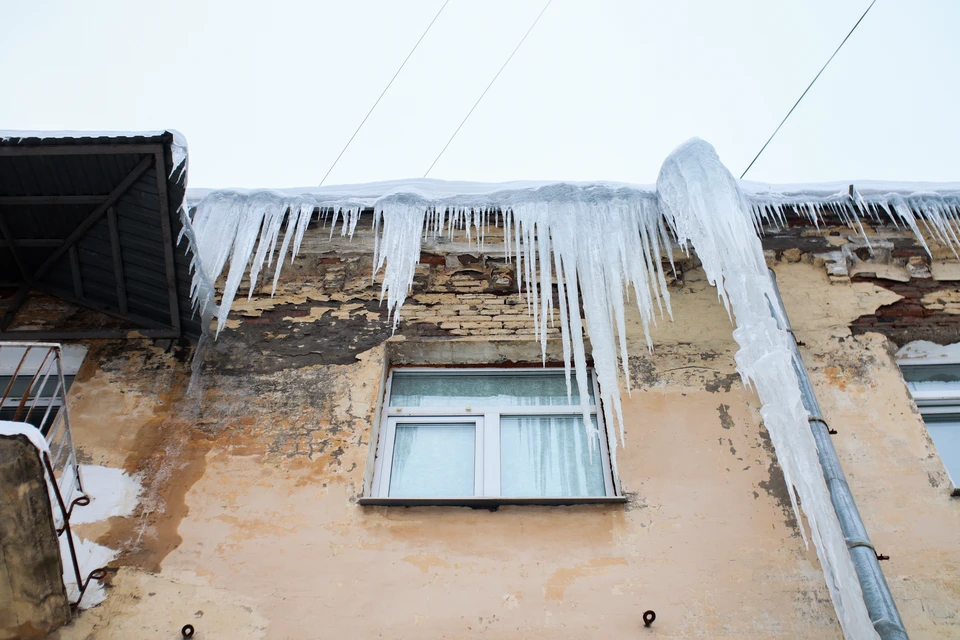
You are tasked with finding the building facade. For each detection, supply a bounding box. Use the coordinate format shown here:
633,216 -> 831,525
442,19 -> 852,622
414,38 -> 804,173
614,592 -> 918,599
4,207 -> 955,638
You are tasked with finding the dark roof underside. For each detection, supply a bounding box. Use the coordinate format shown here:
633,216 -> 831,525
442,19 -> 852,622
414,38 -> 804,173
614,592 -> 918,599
0,132 -> 202,340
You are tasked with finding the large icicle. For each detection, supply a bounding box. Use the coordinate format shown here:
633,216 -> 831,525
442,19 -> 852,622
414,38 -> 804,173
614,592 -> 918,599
188,191 -> 364,335
498,188 -> 673,459
372,196 -> 429,329
658,138 -> 878,640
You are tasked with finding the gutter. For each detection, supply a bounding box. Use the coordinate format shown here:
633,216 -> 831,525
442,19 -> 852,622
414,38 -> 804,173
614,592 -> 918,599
768,268 -> 908,639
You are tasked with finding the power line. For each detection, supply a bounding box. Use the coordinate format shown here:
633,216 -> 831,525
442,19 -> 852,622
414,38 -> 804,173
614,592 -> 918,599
740,0 -> 877,179
320,0 -> 450,186
424,0 -> 552,177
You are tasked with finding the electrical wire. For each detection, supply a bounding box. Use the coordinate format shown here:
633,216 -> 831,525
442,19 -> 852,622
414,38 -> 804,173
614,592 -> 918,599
319,0 -> 450,186
424,0 -> 552,177
740,0 -> 878,179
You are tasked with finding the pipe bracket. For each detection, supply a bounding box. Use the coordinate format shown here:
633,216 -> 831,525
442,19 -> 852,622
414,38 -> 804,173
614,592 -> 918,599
847,539 -> 876,552
808,416 -> 838,434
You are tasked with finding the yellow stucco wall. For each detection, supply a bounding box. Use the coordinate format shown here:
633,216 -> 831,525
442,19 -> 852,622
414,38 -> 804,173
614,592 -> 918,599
46,256 -> 959,639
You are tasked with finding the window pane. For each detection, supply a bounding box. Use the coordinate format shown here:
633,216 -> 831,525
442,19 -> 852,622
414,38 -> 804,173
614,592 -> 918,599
389,424 -> 475,497
926,421 -> 960,487
389,372 -> 594,407
500,416 -> 606,497
0,375 -> 74,399
902,364 -> 960,383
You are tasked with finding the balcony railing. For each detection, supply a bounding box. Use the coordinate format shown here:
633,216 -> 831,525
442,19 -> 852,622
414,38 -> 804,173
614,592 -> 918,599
1,342 -> 85,522
0,342 -> 106,608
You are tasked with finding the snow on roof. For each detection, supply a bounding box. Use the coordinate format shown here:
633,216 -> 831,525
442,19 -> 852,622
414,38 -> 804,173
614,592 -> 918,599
185,177 -> 960,211
0,129 -> 188,181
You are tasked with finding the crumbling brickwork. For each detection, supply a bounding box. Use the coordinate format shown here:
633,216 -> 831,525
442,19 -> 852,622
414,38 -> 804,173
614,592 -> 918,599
850,275 -> 960,345
4,213 -> 958,639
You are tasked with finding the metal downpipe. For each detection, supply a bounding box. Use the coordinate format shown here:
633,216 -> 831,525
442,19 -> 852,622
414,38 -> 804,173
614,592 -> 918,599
767,268 -> 908,640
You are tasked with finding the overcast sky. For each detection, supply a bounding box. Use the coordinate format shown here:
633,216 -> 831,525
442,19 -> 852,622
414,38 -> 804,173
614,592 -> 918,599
2,0 -> 958,189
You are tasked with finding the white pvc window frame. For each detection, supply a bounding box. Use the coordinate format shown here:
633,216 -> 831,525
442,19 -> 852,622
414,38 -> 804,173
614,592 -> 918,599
368,367 -> 620,503
898,356 -> 960,495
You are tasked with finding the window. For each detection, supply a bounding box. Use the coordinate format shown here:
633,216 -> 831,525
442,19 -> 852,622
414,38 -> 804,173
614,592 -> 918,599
0,345 -> 86,435
900,360 -> 960,495
365,368 -> 623,505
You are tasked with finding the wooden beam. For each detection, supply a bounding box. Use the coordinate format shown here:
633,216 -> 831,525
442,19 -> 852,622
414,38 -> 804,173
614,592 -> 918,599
68,247 -> 83,298
31,154 -> 153,282
0,329 -> 181,340
0,285 -> 29,331
31,283 -> 174,332
0,144 -> 160,157
0,239 -> 64,248
106,206 -> 128,314
154,150 -> 181,335
0,216 -> 30,281
0,195 -> 108,206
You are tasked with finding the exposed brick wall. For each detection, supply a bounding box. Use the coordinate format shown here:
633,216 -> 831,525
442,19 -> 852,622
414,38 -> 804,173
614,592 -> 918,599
850,275 -> 960,346
205,250 -> 568,371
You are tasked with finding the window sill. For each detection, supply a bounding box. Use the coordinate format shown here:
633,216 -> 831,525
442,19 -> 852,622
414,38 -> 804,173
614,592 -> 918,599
357,496 -> 628,508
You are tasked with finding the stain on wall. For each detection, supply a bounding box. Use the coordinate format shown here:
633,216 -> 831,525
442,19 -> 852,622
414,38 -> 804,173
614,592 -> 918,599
27,222 -> 959,639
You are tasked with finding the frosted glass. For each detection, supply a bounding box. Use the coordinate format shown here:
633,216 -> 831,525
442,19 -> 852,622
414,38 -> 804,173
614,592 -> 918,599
389,424 -> 475,497
500,416 -> 605,497
926,421 -> 960,487
389,372 -> 594,407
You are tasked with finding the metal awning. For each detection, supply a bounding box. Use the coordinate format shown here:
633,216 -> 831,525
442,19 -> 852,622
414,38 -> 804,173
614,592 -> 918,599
0,132 -> 202,340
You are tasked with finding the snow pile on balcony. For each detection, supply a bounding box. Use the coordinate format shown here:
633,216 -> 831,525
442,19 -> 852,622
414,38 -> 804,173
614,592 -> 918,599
60,465 -> 140,608
0,420 -> 52,457
0,421 -> 142,609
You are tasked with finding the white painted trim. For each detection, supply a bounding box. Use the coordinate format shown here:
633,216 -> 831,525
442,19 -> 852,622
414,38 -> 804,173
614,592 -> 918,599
362,353 -> 392,497
897,358 -> 960,493
387,406 -> 591,416
899,357 -> 960,367
482,410 -> 501,496
897,340 -> 960,366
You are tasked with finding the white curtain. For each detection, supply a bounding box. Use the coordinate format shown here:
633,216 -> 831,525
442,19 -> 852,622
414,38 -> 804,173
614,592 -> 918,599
390,372 -> 593,407
500,416 -> 605,497
389,424 -> 475,497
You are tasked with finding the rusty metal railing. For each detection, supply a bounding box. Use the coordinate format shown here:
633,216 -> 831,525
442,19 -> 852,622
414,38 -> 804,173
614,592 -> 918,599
0,342 -> 107,608
0,342 -> 85,519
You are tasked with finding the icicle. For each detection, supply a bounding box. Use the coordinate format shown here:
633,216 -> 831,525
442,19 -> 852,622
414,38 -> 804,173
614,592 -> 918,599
272,202 -> 313,295
535,214 -> 552,364
184,169 -> 960,640
371,197 -> 428,329
177,205 -> 217,329
247,202 -> 289,300
658,138 -> 878,640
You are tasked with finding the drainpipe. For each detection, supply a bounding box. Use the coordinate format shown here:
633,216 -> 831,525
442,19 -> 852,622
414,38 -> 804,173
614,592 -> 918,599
768,268 -> 908,640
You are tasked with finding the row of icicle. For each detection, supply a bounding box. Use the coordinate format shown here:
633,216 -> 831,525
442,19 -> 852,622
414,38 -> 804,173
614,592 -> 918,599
179,140 -> 960,640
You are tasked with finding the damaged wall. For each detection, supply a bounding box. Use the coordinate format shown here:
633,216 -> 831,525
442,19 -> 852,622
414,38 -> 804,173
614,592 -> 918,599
22,217 -> 959,639
0,435 -> 71,640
